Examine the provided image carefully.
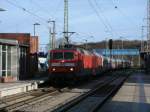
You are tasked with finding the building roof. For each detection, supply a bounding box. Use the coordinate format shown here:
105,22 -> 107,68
0,38 -> 18,46
0,38 -> 29,47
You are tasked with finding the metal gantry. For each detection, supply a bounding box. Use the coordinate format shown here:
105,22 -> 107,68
64,0 -> 69,44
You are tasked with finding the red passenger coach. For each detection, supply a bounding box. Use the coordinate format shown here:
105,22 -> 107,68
48,47 -> 103,81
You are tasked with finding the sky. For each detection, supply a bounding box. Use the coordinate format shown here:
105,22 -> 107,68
0,0 -> 147,46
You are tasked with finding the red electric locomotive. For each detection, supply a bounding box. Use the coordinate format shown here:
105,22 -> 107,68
48,45 -> 131,83
48,46 -> 103,81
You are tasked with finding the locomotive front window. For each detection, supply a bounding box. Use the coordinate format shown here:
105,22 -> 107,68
64,52 -> 74,60
53,52 -> 63,60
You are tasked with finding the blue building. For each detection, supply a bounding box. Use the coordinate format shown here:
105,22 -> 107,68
94,49 -> 140,56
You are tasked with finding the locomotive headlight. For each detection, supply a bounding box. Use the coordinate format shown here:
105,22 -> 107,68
52,68 -> 56,71
70,68 -> 74,71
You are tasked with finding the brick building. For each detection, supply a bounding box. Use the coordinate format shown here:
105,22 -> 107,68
0,33 -> 38,82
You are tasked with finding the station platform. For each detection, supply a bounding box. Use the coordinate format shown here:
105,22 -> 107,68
0,76 -> 48,98
99,72 -> 150,112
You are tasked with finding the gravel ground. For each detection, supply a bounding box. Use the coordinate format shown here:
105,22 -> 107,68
17,77 -> 108,112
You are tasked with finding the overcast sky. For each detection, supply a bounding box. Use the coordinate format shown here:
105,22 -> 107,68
0,0 -> 147,45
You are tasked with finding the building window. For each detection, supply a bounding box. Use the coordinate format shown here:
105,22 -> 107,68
2,45 -> 6,51
0,44 -> 18,77
0,45 -> 1,77
7,46 -> 11,76
2,45 -> 6,77
11,46 -> 18,77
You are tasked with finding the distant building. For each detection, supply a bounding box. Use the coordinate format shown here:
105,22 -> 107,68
94,49 -> 140,67
0,33 -> 38,82
94,49 -> 140,56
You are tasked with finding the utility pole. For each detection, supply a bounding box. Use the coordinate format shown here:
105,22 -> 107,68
48,21 -> 52,50
108,39 -> 113,69
64,0 -> 69,44
120,37 -> 124,67
117,45 -> 120,67
33,23 -> 40,36
105,38 -> 108,56
48,20 -> 56,49
51,21 -> 56,49
83,39 -> 88,49
147,0 -> 150,51
48,26 -> 52,49
141,26 -> 144,51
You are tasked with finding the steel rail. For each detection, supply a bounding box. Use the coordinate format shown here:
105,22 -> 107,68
0,87 -> 66,112
51,73 -> 129,112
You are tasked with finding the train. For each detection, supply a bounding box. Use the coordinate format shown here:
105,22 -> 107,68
48,45 -> 131,82
38,52 -> 48,72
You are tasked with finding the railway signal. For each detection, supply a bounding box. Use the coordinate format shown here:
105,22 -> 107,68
108,39 -> 113,68
108,39 -> 113,50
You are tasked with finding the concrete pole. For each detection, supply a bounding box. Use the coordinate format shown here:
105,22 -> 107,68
120,37 -> 124,68
33,24 -> 35,36
105,38 -> 107,56
85,39 -> 87,49
48,20 -> 56,49
147,0 -> 150,51
33,23 -> 40,36
52,21 -> 56,49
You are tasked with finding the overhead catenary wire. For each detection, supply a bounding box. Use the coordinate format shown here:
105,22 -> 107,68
87,0 -> 114,37
30,0 -> 53,18
29,0 -> 62,20
94,0 -> 119,37
29,0 -> 64,45
5,0 -> 65,39
110,0 -> 139,28
5,0 -> 47,22
52,0 -> 63,18
94,0 -> 113,30
4,0 -> 61,48
28,0 -> 64,36
30,0 -> 62,19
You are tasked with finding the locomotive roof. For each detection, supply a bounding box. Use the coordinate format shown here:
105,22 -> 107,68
50,47 -> 106,57
51,48 -> 77,51
50,47 -> 95,55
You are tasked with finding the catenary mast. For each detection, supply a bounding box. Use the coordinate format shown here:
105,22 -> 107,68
147,0 -> 150,51
64,0 -> 69,44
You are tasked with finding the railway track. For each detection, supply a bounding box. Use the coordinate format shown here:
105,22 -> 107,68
0,71 -> 130,112
51,73 -> 129,112
0,87 -> 52,105
0,87 -> 65,112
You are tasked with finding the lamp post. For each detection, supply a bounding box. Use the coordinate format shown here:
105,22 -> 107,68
82,39 -> 88,49
0,8 -> 6,24
141,26 -> 144,51
33,23 -> 40,36
85,39 -> 87,49
141,26 -> 147,52
105,37 -> 108,57
0,8 -> 6,11
48,20 -> 56,49
120,36 -> 124,67
117,45 -> 120,67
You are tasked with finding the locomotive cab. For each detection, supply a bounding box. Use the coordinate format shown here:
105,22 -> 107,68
49,49 -> 79,75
